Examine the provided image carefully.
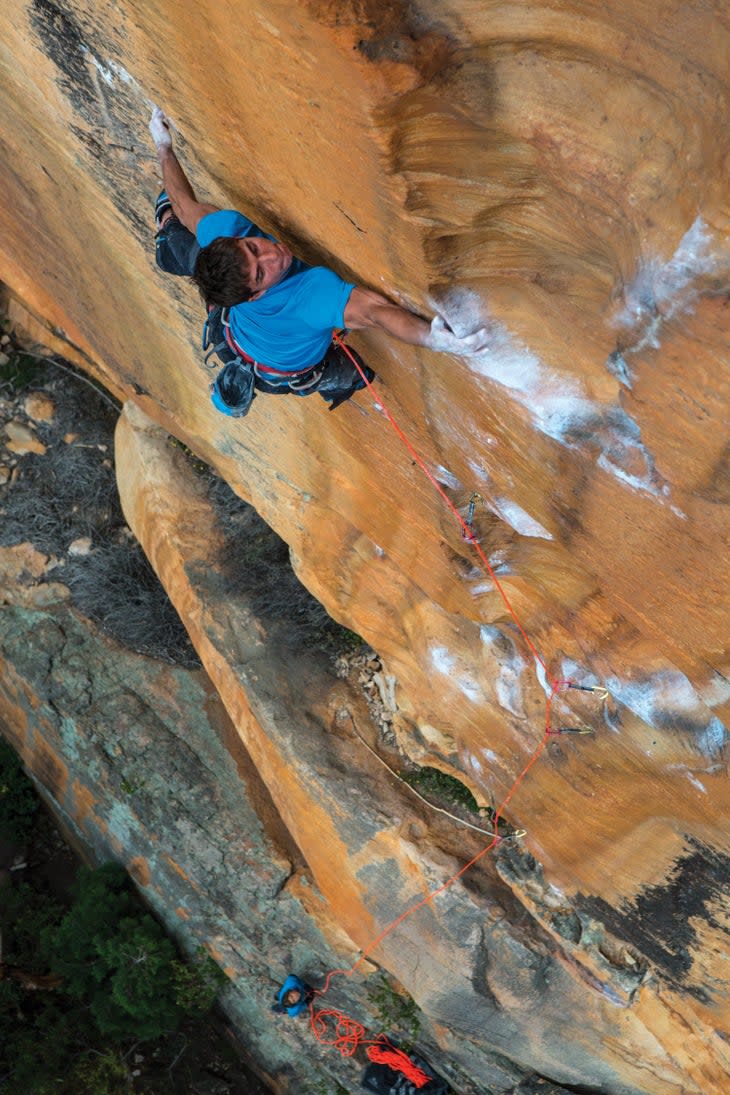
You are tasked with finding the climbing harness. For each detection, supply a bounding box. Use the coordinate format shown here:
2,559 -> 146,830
202,307 -> 374,413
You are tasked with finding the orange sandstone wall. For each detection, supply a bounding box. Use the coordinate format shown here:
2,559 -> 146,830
0,1 -> 729,1092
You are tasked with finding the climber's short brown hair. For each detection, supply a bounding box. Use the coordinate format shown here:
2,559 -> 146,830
192,237 -> 254,307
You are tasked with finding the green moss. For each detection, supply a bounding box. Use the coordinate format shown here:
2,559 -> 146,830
402,766 -> 479,814
0,347 -> 46,392
167,436 -> 209,475
366,973 -> 421,1046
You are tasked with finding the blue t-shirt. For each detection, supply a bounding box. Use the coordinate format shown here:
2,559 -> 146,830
196,210 -> 355,372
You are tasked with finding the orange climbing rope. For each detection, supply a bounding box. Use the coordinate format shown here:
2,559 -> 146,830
307,332 -> 595,1067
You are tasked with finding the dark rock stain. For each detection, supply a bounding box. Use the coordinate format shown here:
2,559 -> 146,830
697,440 -> 730,504
30,0 -> 96,111
576,836 -> 730,1002
31,0 -> 149,244
470,926 -> 503,1008
605,347 -> 634,388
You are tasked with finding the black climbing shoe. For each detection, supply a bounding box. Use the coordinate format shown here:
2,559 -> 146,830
155,190 -> 173,230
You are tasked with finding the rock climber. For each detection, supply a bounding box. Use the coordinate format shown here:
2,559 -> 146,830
148,106 -> 491,415
270,974 -> 314,1017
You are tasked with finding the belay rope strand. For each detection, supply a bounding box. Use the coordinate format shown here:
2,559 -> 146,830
305,332 -> 606,1073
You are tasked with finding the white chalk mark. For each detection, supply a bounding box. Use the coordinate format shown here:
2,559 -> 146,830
430,646 -> 482,703
439,290 -> 665,500
615,218 -> 730,352
490,497 -> 553,540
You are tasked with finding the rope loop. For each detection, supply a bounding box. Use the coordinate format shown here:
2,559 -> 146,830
309,1004 -> 365,1057
366,1043 -> 431,1087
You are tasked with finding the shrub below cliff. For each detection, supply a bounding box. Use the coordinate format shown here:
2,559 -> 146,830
1,863 -> 226,1092
0,740 -> 259,1095
42,862 -> 225,1042
0,738 -> 39,842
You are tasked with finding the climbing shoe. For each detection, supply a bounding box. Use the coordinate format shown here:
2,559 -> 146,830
154,189 -> 173,229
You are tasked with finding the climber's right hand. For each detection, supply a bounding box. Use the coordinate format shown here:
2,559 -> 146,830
426,315 -> 491,355
149,106 -> 174,150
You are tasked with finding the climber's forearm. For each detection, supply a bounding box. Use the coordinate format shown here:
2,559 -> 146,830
344,289 -> 431,346
344,287 -> 491,354
157,146 -> 203,231
149,107 -> 218,233
157,145 -> 195,208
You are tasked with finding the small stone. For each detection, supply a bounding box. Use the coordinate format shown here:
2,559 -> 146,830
0,351 -> 9,367
5,420 -> 46,456
0,542 -> 50,581
68,536 -> 92,556
0,582 -> 70,609
23,392 -> 56,422
0,466 -> 9,486
0,334 -> 10,346
63,432 -> 79,444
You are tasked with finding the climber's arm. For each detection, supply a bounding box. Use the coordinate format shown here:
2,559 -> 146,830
149,107 -> 219,233
344,287 -> 490,354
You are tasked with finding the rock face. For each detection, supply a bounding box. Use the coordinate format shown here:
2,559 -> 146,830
0,601 -> 371,1095
0,1 -> 729,1093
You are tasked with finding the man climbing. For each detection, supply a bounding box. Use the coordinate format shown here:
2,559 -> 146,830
148,107 -> 490,415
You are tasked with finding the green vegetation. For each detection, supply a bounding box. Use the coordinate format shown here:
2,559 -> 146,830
1,850 -> 227,1093
366,972 -> 421,1047
402,765 -> 480,814
305,1082 -> 349,1095
167,435 -> 209,475
337,628 -> 366,653
0,737 -> 39,841
171,945 -> 228,1015
45,865 -> 185,1041
62,1051 -> 131,1095
0,341 -> 46,392
120,775 -> 146,796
